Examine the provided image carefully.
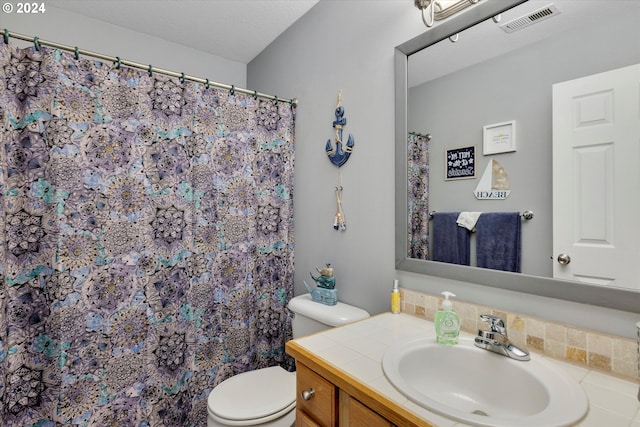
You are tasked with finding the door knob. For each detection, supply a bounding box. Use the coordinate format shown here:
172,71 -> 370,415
557,253 -> 571,265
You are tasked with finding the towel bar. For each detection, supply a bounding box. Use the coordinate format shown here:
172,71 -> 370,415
428,210 -> 534,220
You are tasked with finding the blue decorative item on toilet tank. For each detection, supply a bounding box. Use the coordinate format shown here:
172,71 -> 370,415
305,264 -> 338,305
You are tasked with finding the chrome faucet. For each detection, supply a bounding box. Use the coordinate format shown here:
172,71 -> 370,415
474,314 -> 530,361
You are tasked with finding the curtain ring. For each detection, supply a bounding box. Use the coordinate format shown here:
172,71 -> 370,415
74,47 -> 80,60
33,36 -> 40,51
115,56 -> 121,69
230,85 -> 235,95
148,64 -> 153,77
253,90 -> 258,100
205,78 -> 210,90
273,96 -> 279,105
3,29 -> 9,45
180,72 -> 185,83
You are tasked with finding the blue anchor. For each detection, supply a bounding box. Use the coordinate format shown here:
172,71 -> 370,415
325,92 -> 354,167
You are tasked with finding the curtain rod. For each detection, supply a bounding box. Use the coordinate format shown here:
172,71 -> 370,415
2,29 -> 298,107
409,131 -> 432,140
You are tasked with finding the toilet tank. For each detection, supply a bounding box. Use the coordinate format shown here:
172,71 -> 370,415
287,294 -> 370,338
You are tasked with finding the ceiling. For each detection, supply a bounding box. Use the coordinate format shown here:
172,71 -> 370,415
48,0 -> 320,64
46,1 -> 634,77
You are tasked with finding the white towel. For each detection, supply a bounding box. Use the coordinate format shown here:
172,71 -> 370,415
457,212 -> 483,231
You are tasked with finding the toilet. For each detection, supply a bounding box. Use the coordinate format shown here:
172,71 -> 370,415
207,293 -> 370,427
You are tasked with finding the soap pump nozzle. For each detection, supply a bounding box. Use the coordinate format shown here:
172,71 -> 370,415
441,291 -> 456,311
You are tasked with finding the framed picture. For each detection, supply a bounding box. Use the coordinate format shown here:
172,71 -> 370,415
483,120 -> 516,155
445,145 -> 475,180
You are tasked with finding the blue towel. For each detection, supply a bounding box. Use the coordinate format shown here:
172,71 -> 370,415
432,212 -> 470,265
476,212 -> 521,272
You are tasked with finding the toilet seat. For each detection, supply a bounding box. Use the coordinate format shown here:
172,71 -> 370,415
207,366 -> 296,426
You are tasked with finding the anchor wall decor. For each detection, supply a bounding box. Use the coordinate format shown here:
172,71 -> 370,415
326,90 -> 355,167
325,91 -> 355,231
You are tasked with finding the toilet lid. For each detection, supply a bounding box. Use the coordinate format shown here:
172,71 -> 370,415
208,366 -> 296,422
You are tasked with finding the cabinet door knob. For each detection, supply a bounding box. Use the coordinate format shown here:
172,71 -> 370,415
557,253 -> 571,265
301,388 -> 316,401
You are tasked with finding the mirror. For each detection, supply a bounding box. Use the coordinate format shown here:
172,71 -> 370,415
395,0 -> 640,313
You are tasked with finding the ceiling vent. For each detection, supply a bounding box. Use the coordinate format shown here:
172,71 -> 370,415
500,3 -> 561,33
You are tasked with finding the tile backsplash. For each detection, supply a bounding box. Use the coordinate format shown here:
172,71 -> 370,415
400,288 -> 638,381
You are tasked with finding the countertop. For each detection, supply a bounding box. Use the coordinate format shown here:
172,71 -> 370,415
288,313 -> 640,427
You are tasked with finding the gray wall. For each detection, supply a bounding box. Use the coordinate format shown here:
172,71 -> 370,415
2,1 -> 639,337
1,5 -> 246,87
249,0 -> 640,337
408,12 -> 640,277
248,0 -> 422,316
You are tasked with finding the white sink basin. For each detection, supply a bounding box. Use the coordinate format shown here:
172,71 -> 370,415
382,337 -> 588,427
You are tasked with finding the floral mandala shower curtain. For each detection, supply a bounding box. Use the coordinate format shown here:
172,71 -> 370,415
0,42 -> 295,426
407,132 -> 429,260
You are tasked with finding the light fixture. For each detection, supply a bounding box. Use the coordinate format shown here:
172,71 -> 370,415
414,0 -> 481,28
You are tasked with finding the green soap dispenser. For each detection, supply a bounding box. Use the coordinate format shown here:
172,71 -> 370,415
435,291 -> 460,345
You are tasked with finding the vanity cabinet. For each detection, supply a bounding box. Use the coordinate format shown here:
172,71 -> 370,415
287,341 -> 433,427
339,392 -> 393,427
295,362 -> 393,427
296,363 -> 336,426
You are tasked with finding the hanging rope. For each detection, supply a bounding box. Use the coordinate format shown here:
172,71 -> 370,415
334,90 -> 343,144
333,171 -> 346,231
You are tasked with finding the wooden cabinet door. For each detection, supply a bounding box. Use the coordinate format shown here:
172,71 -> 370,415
296,408 -> 323,427
339,390 -> 393,427
296,363 -> 337,427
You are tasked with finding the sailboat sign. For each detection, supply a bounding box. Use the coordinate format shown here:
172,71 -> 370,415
474,159 -> 511,200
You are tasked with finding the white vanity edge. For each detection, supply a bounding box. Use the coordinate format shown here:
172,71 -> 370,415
292,313 -> 640,427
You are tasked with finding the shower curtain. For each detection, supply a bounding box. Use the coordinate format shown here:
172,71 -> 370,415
0,42 -> 295,426
407,133 -> 429,259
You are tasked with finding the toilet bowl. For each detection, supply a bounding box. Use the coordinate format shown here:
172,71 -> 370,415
207,366 -> 296,427
206,294 -> 370,427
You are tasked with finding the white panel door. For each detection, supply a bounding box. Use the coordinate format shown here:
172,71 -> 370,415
552,64 -> 640,290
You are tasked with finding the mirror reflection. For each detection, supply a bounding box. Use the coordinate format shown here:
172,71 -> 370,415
405,0 -> 640,289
